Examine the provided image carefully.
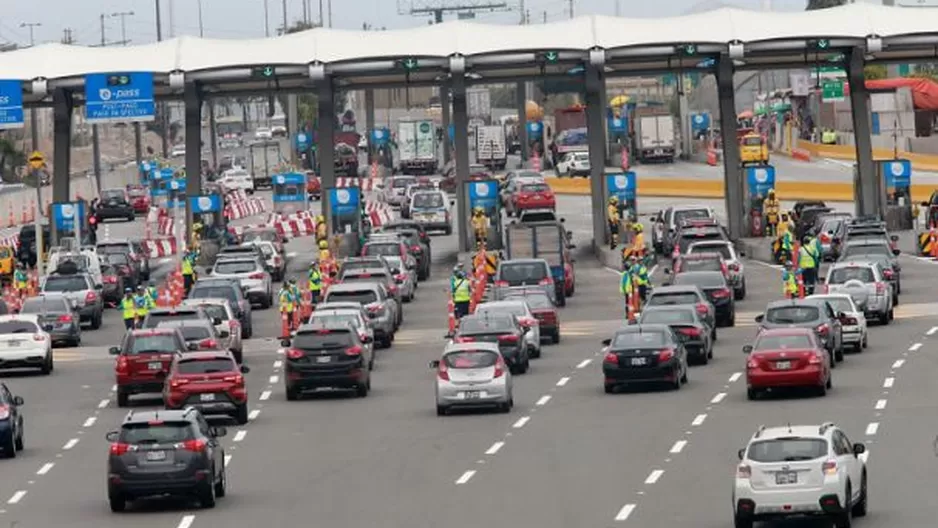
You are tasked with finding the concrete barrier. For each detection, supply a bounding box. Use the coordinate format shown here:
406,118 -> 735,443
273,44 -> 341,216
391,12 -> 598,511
797,140 -> 938,172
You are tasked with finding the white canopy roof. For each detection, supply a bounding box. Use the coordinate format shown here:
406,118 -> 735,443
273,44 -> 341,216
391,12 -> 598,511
1,3 -> 937,81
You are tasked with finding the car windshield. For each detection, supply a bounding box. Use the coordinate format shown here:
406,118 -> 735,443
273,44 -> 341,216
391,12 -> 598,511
459,316 -> 514,333
43,276 -> 88,292
363,244 -> 400,257
190,287 -> 238,304
521,183 -> 550,193
412,193 -> 444,209
444,350 -> 499,368
215,260 -> 258,274
129,334 -> 180,354
392,178 -> 415,189
177,358 -> 235,374
755,334 -> 814,350
499,263 -> 548,282
176,326 -> 212,341
97,244 -> 129,255
765,306 -> 820,324
309,313 -> 361,329
842,244 -> 890,258
21,298 -> 69,313
673,273 -> 725,288
829,266 -> 874,284
243,231 -> 277,243
476,303 -> 526,318
641,310 -> 695,325
648,292 -> 700,306
120,422 -> 194,444
0,321 -> 37,334
747,439 -> 828,462
690,244 -> 732,260
194,304 -> 228,321
679,258 -> 722,273
815,297 -> 854,313
293,331 -> 354,350
127,187 -> 147,197
612,332 -> 667,348
325,290 -> 378,305
673,209 -> 710,225
144,312 -> 201,328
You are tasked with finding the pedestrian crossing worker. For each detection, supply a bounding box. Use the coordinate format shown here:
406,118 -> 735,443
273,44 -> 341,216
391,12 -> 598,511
798,235 -> 820,295
316,215 -> 328,243
277,281 -> 297,332
318,240 -> 331,263
134,286 -> 151,328
146,281 -> 158,304
776,226 -> 793,264
629,255 -> 650,302
619,265 -> 633,318
308,262 -> 322,304
181,250 -> 196,296
782,261 -> 798,299
631,222 -> 646,257
607,197 -> 621,250
13,263 -> 27,299
452,270 -> 471,319
450,264 -> 464,295
763,189 -> 780,237
121,288 -> 136,330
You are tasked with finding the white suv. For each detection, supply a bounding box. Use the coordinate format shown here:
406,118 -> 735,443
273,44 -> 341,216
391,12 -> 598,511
733,423 -> 868,528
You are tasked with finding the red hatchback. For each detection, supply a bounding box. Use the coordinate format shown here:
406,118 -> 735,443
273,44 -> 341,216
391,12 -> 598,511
504,289 -> 560,344
163,351 -> 250,424
126,185 -> 150,214
110,328 -> 189,407
510,181 -> 556,215
744,328 -> 831,400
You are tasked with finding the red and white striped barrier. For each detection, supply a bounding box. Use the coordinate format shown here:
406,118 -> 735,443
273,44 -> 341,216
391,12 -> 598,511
224,197 -> 267,220
365,201 -> 393,227
156,215 -> 176,236
142,237 -> 178,258
0,231 -> 19,249
335,178 -> 380,191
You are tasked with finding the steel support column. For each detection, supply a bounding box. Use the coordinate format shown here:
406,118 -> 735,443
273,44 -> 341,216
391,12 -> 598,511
441,83 -> 453,165
364,89 -> 375,161
516,82 -> 528,162
452,74 -> 471,252
183,82 -> 203,246
208,101 -> 218,170
52,89 -> 74,204
91,125 -> 102,194
847,47 -> 881,217
716,54 -> 744,241
133,122 -> 143,169
287,94 -> 299,166
585,63 -> 607,250
318,78 -> 337,233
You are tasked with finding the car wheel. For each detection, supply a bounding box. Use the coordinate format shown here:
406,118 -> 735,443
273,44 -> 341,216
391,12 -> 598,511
200,478 -> 217,509
234,404 -> 249,425
91,312 -> 102,330
551,330 -> 560,344
40,356 -> 52,375
436,404 -> 447,416
381,335 -> 392,348
711,327 -> 717,341
826,371 -> 833,389
14,428 -> 23,451
879,311 -> 889,325
733,515 -> 753,528
816,380 -> 827,397
530,345 -> 541,359
680,363 -> 688,384
835,345 -> 844,363
214,464 -> 227,498
444,226 -> 452,235
126,214 -> 134,222
852,472 -> 868,517
108,494 -> 126,513
285,385 -> 299,401
835,484 -> 853,528
829,350 -> 837,369
604,383 -> 616,394
671,370 -> 682,390
888,307 -> 894,321
117,389 -> 129,408
356,380 -> 369,398
862,334 -> 868,349
746,387 -> 758,400
557,292 -> 566,307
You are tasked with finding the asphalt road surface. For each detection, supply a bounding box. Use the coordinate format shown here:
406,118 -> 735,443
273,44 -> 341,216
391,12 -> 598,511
0,188 -> 936,528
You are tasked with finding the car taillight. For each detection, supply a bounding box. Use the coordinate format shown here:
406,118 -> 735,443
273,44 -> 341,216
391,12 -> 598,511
842,316 -> 857,325
603,351 -> 618,363
199,339 -> 218,349
875,282 -> 886,295
286,348 -> 305,359
181,439 -> 207,453
367,304 -> 384,315
746,358 -> 759,369
58,314 -> 73,323
498,334 -> 519,343
679,327 -> 700,337
0,404 -> 9,420
394,274 -> 407,283
454,336 -> 474,343
345,345 -> 362,356
169,378 -> 189,388
104,276 -> 118,284
116,356 -> 129,374
822,460 -> 837,475
248,273 -> 265,279
737,464 -> 751,479
109,442 -> 132,456
695,303 -> 709,315
820,234 -> 831,243
816,323 -> 830,335
438,362 -> 450,381
33,333 -> 46,342
728,263 -> 739,271
228,319 -> 239,330
388,284 -> 398,294
721,263 -> 728,275
410,245 -> 422,253
883,269 -> 894,280
711,288 -> 731,298
518,317 -> 537,327
538,277 -> 554,286
658,348 -> 674,362
273,256 -> 281,266
808,353 -> 824,365
493,358 -> 505,378
222,374 -> 244,385
85,291 -> 97,303
495,281 -> 509,287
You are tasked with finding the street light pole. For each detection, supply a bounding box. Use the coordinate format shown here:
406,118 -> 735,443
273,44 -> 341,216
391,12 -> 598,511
110,11 -> 134,44
264,0 -> 270,36
155,0 -> 169,158
20,22 -> 41,153
282,0 -> 288,33
197,0 -> 204,37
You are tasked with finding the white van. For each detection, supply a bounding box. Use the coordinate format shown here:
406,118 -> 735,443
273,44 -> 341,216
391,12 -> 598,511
47,250 -> 103,287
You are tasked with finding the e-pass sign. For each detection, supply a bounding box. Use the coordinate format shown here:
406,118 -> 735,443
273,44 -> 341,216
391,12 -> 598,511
85,72 -> 155,124
188,194 -> 221,213
0,80 -> 24,129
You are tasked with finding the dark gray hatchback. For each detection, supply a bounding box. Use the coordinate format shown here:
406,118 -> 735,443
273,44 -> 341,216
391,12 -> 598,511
106,408 -> 228,512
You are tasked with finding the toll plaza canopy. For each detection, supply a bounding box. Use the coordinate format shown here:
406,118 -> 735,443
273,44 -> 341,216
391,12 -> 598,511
6,2 -> 938,99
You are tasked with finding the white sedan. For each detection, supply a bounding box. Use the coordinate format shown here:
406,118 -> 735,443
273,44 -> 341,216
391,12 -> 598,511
0,315 -> 54,374
808,293 -> 868,351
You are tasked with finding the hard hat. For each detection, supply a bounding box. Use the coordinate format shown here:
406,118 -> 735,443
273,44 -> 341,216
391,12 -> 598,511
768,189 -> 775,195
124,287 -> 132,293
608,196 -> 618,204
634,223 -> 643,232
473,206 -> 484,214
137,285 -> 144,290
319,240 -> 328,249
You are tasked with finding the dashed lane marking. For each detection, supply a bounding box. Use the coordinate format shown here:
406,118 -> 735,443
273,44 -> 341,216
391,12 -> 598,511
910,343 -> 922,351
177,514 -> 196,528
36,463 -> 54,475
710,392 -> 726,404
614,504 -> 637,522
248,409 -> 261,421
892,359 -> 905,369
97,399 -> 109,409
866,422 -> 880,436
728,372 -> 741,383
669,440 -> 687,454
875,399 -> 887,410
576,359 -> 592,369
691,414 -> 707,426
225,454 -> 233,466
556,377 -> 570,387
536,395 -> 551,406
455,470 -> 476,485
884,377 -> 895,388
512,416 -> 530,429
259,390 -> 272,401
273,360 -> 283,368
928,326 -> 938,336
233,430 -> 247,442
269,375 -> 279,384
7,490 -> 26,504
485,442 -> 504,455
644,469 -> 664,484
82,417 -> 96,428
63,438 -> 78,450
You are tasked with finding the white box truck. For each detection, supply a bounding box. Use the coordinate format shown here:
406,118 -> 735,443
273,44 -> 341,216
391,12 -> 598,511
635,114 -> 676,163
476,125 -> 507,171
398,119 -> 438,175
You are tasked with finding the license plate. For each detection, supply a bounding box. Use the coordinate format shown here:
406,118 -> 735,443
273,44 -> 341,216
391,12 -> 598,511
776,471 -> 797,485
316,356 -> 332,363
655,149 -> 663,155
775,361 -> 791,370
148,362 -> 162,370
463,391 -> 481,400
200,393 -> 215,402
630,357 -> 647,366
7,340 -> 20,346
146,450 -> 166,461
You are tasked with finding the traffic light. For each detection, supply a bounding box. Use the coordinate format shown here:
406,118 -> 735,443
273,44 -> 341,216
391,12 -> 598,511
808,39 -> 831,51
252,66 -> 276,79
397,58 -> 419,71
677,44 -> 697,57
106,75 -> 131,87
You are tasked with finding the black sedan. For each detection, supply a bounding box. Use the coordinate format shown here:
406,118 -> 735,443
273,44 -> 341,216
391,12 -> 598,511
637,305 -> 713,365
19,294 -> 82,347
601,324 -> 688,393
0,382 -> 24,457
670,271 -> 736,327
453,313 -> 530,375
379,223 -> 431,280
94,189 -> 135,222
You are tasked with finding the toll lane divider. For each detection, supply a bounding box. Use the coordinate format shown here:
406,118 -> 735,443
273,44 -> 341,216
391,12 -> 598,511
545,176 -> 938,202
796,140 -> 938,172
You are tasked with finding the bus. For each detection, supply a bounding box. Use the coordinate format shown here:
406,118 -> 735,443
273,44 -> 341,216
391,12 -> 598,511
216,115 -> 245,149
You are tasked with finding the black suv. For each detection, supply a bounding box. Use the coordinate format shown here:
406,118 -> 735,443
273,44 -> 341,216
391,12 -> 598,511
281,321 -> 373,400
106,408 -> 228,512
95,188 -> 136,222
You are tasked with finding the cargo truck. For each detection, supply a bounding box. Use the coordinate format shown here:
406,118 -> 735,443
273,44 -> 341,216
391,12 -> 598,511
398,120 -> 438,175
635,113 -> 676,163
505,221 -> 575,306
476,125 -> 507,171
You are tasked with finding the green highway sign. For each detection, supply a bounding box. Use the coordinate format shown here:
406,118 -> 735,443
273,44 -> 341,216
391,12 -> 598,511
106,75 -> 131,87
822,79 -> 845,102
252,66 -> 275,78
399,58 -> 419,70
678,44 -> 697,56
543,51 -> 559,62
808,38 -> 831,51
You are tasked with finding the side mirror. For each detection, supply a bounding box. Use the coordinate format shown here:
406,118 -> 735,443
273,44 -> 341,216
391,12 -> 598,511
42,324 -> 54,332
738,251 -> 746,257
362,335 -> 373,344
187,343 -> 200,351
754,314 -> 764,323
211,426 -> 228,438
663,268 -> 671,274
852,443 -> 866,455
108,346 -> 120,355
742,344 -> 753,354
240,365 -> 250,374
428,359 -> 440,369
280,338 -> 291,347
219,330 -> 231,338
12,395 -> 23,405
738,448 -> 745,460
817,277 -> 825,284
890,235 -> 899,242
213,317 -> 223,326
892,248 -> 901,256
105,431 -> 119,442
601,338 -> 612,346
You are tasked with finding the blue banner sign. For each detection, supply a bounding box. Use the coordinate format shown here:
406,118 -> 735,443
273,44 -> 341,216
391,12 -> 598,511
51,202 -> 86,233
188,194 -> 222,214
690,112 -> 711,131
526,121 -> 543,139
607,116 -> 628,133
468,180 -> 499,210
606,172 -> 636,202
448,124 -> 455,142
746,165 -> 776,199
329,187 -> 360,216
883,159 -> 911,189
295,132 -> 311,151
273,172 -> 306,203
0,80 -> 24,130
85,72 -> 155,124
371,128 -> 390,147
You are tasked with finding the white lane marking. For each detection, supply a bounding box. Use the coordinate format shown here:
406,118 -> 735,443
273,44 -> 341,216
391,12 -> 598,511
576,359 -> 592,369
644,469 -> 664,484
875,399 -> 887,410
63,438 -> 79,450
273,360 -> 283,368
97,399 -> 109,409
177,514 -> 196,528
269,375 -> 279,384
536,395 -> 551,406
892,359 -> 905,369
512,416 -> 530,429
909,343 -> 922,351
884,377 -> 895,388
691,414 -> 707,426
865,422 -> 879,436
82,417 -> 97,428
670,440 -> 687,454
556,377 -> 570,387
224,454 -> 232,466
728,372 -> 742,383
749,259 -> 783,270
233,430 -> 247,442
614,503 -> 637,522
277,348 -> 284,355
929,326 -> 938,336
259,390 -> 272,401
455,470 -> 476,485
710,392 -> 726,404
287,252 -> 297,258
36,463 -> 54,475
111,384 -> 117,392
7,490 -> 26,504
248,409 -> 261,421
485,441 -> 505,455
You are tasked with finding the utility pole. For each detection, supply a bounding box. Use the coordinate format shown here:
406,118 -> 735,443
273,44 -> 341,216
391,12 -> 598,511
282,0 -> 288,33
155,0 -> 169,158
61,28 -> 74,44
264,0 -> 270,36
20,22 -> 41,153
302,0 -> 308,25
568,0 -> 574,18
328,0 -> 332,27
319,0 -> 324,26
99,14 -> 106,46
519,0 -> 525,23
197,0 -> 204,37
111,11 -> 134,45
542,10 -> 547,23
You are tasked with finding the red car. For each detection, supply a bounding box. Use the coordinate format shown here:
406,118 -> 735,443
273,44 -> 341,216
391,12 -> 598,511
306,171 -> 321,200
110,328 -> 189,408
744,328 -> 831,400
163,350 -> 250,424
126,185 -> 150,214
508,180 -> 555,216
504,289 -> 560,343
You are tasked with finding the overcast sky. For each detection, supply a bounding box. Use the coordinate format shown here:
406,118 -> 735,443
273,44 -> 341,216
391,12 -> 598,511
0,0 -> 808,46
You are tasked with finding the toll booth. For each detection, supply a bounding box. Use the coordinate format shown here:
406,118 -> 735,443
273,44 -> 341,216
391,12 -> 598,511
189,195 -> 225,236
149,167 -> 174,202
50,201 -> 89,247
605,171 -> 637,221
746,165 -> 776,237
272,172 -> 308,215
328,187 -> 362,237
166,178 -> 187,209
465,179 -> 503,250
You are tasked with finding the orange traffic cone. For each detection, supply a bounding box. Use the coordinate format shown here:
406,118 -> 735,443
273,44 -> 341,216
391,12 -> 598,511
280,311 -> 291,339
797,274 -> 805,299
447,296 -> 456,336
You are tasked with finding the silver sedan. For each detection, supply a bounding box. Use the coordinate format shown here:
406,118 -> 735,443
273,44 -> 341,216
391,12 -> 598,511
430,342 -> 513,416
384,255 -> 417,302
808,293 -> 868,351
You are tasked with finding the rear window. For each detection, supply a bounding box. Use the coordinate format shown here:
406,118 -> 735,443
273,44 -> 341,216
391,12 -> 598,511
363,244 -> 401,257
120,422 -> 194,444
647,292 -> 700,306
673,209 -> 710,226
174,326 -> 213,341
308,313 -> 361,329
344,272 -> 390,283
747,439 -> 828,463
765,306 -> 820,324
444,351 -> 499,368
101,189 -> 126,201
342,261 -> 385,275
842,244 -> 890,259
754,334 -> 814,351
21,298 -> 69,313
43,276 -> 88,292
129,334 -> 180,354
0,321 -> 38,334
97,244 -> 130,255
193,304 -> 228,321
190,286 -> 238,304
505,293 -> 552,309
640,310 -> 695,325
242,231 -> 277,243
689,244 -> 731,260
521,183 -> 550,193
612,332 -> 667,348
476,303 -> 526,318
215,260 -> 258,274
828,267 -> 874,284
817,297 -> 853,313
459,316 -> 514,333
293,331 -> 354,350
498,263 -> 548,282
144,311 -> 202,328
412,193 -> 444,208
392,178 -> 415,189
679,258 -> 722,273
177,358 -> 236,374
325,290 -> 378,305
673,273 -> 726,288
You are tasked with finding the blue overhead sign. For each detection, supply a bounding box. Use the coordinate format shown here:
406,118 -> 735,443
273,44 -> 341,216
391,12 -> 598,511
329,187 -> 360,216
606,172 -> 636,203
607,116 -> 628,133
0,80 -> 24,129
85,72 -> 155,124
371,128 -> 390,147
690,112 -> 711,131
273,172 -> 306,203
746,165 -> 776,198
51,202 -> 86,233
468,180 -> 499,210
526,121 -> 543,138
188,194 -> 222,214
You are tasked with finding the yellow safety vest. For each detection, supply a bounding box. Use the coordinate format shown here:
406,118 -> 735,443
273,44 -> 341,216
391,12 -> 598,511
798,245 -> 817,269
782,271 -> 798,295
453,279 -> 471,302
278,290 -> 295,312
181,257 -> 194,276
308,270 -> 322,292
121,297 -> 136,320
